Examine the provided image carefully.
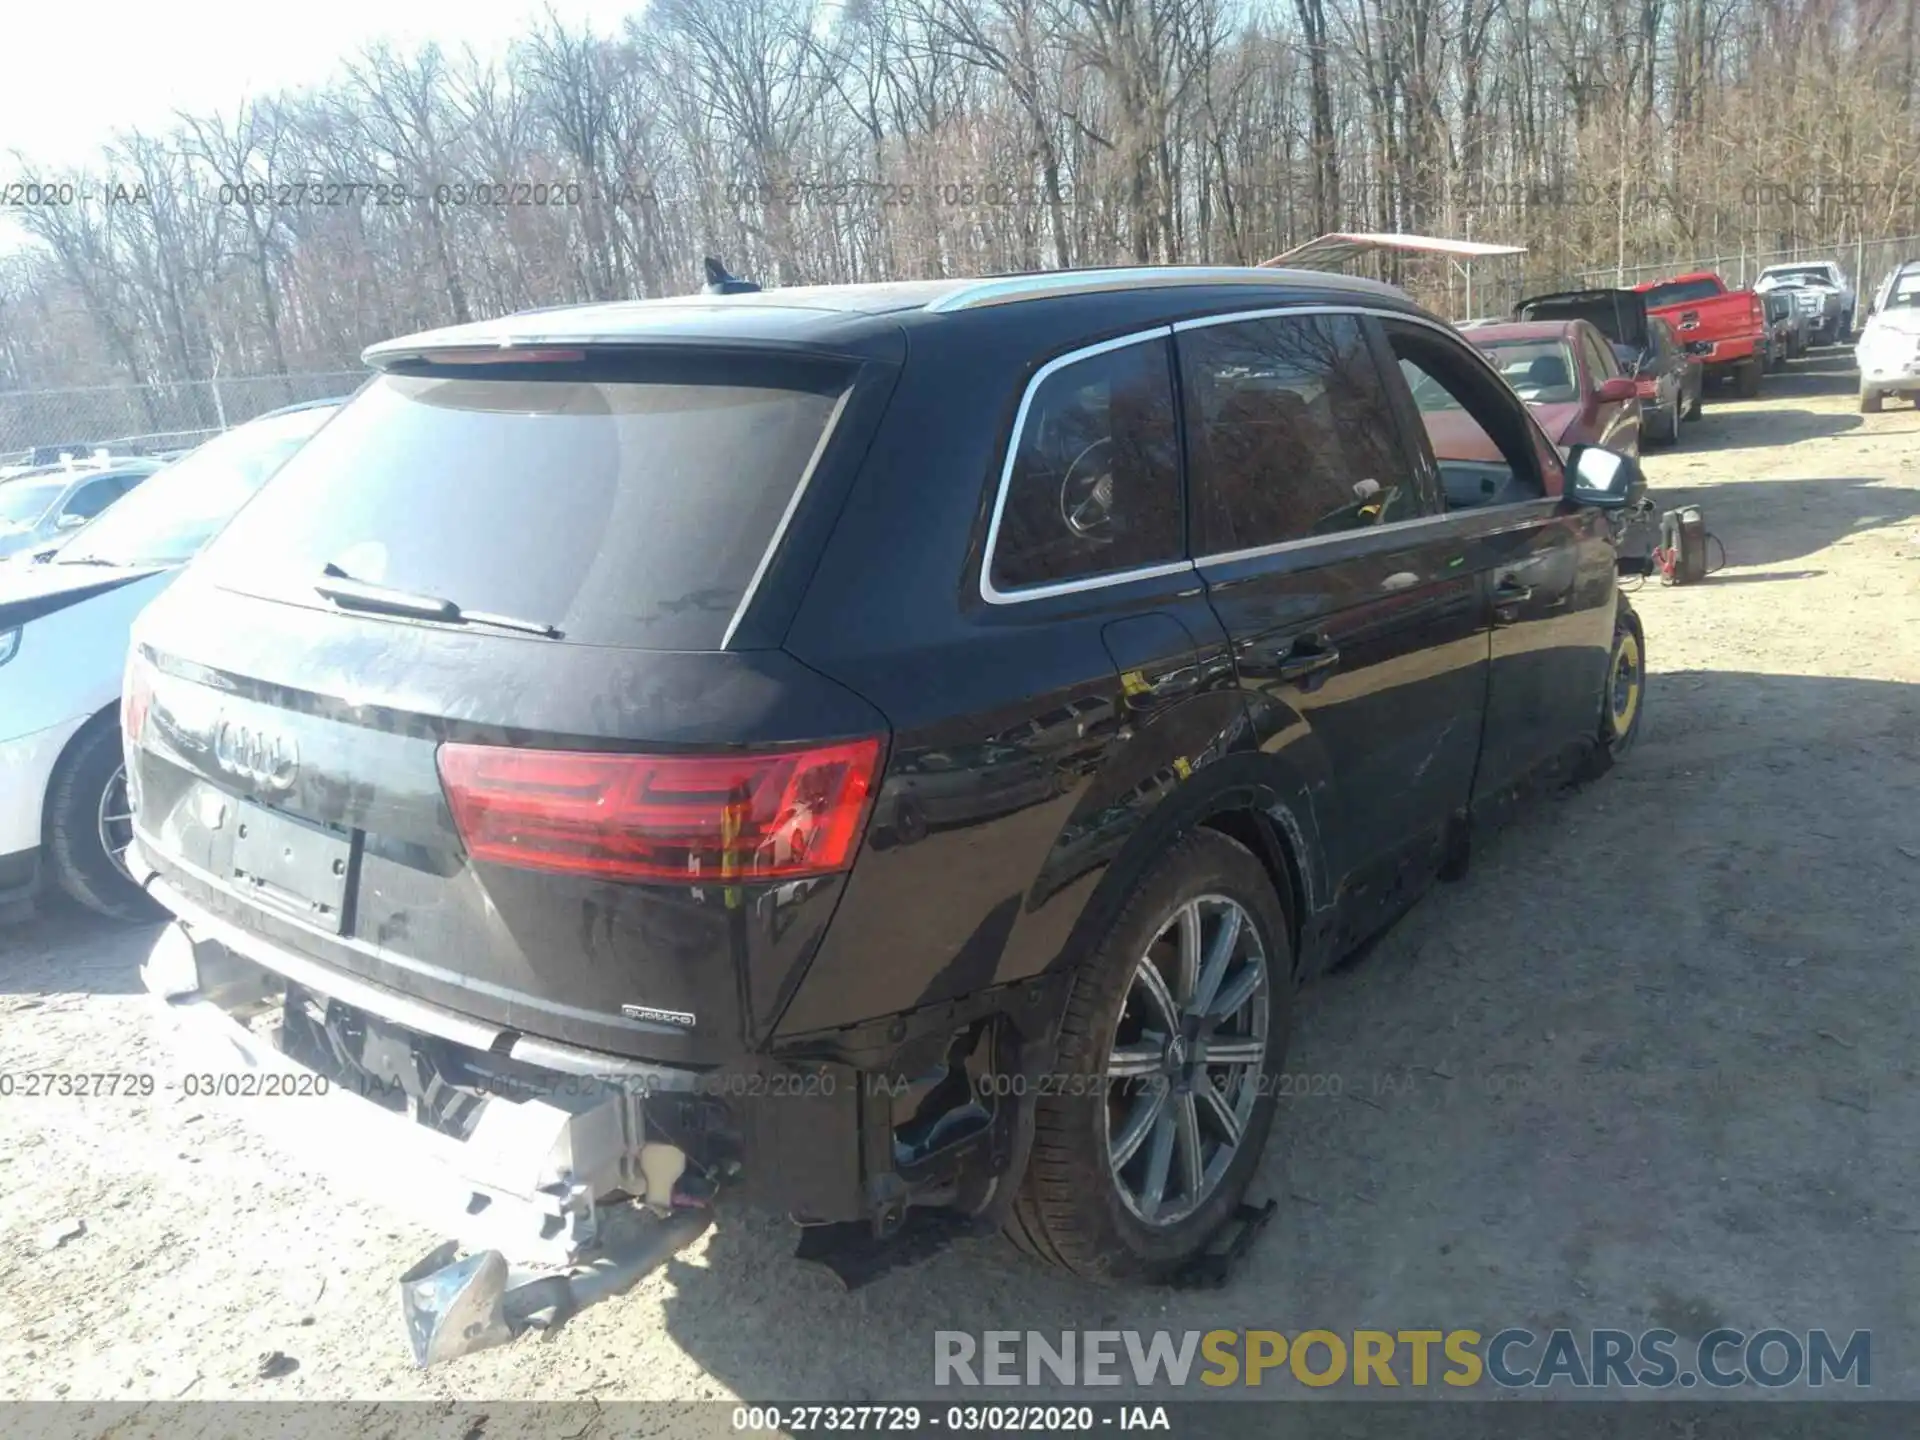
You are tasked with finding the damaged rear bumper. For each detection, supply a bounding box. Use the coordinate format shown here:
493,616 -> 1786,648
141,898 -> 711,1268
135,854 -> 1062,1358
138,893 -> 746,1365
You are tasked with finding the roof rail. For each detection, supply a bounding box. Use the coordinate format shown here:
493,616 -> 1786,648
924,266 -> 1357,314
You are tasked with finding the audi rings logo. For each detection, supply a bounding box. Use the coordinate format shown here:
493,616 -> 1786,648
214,720 -> 299,792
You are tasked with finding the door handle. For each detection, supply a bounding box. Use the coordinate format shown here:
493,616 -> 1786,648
1274,636 -> 1341,689
1122,665 -> 1202,704
1492,576 -> 1533,625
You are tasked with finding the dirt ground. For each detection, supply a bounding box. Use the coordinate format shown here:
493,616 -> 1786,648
3,347 -> 1918,1406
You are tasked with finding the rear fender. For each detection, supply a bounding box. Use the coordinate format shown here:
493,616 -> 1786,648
1028,704 -> 1336,992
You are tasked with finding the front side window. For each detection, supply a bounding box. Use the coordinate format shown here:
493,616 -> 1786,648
1180,313 -> 1415,556
1386,323 -> 1551,510
989,337 -> 1182,593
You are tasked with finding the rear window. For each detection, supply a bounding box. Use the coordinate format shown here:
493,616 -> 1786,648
196,357 -> 850,650
1643,279 -> 1725,308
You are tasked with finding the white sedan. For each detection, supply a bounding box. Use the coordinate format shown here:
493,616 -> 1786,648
0,399 -> 342,919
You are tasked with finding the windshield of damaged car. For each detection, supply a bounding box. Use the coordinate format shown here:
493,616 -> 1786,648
1763,266 -> 1834,288
1885,273 -> 1920,310
1475,340 -> 1581,403
0,478 -> 66,529
55,406 -> 336,568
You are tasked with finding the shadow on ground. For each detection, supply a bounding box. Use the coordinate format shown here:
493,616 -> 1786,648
1636,472 -> 1920,570
650,669 -> 1920,1401
1662,350 -> 1876,454
0,901 -> 155,996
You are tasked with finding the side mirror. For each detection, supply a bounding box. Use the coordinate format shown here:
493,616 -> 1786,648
1595,377 -> 1637,404
56,511 -> 89,530
1565,444 -> 1646,510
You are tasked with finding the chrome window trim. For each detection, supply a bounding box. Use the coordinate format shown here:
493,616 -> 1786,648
980,302 -> 1564,605
1192,511 -> 1459,570
720,383 -> 854,650
980,325 -> 1192,606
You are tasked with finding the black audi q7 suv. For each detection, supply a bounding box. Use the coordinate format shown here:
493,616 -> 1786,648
126,266 -> 1647,1293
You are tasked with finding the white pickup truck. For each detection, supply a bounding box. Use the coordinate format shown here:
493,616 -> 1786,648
1754,261 -> 1855,345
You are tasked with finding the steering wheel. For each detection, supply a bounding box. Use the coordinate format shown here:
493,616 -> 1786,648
1058,437 -> 1117,540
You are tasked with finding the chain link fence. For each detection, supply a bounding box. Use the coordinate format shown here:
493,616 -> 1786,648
0,371 -> 366,466
5,234 -> 1919,460
1566,234 -> 1920,300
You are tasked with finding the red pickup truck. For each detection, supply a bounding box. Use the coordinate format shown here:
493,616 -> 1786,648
1634,272 -> 1767,397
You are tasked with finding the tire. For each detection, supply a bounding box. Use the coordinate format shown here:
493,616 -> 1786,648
1600,605 -> 1647,761
1683,380 -> 1704,421
44,718 -> 160,922
1005,828 -> 1291,1282
1648,398 -> 1679,446
1860,387 -> 1883,414
1733,359 -> 1762,398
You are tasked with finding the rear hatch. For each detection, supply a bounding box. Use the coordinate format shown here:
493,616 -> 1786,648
1514,288 -> 1650,354
127,347 -> 890,1064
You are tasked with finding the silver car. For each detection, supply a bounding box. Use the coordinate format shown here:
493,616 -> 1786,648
1755,262 -> 1853,345
0,459 -> 163,562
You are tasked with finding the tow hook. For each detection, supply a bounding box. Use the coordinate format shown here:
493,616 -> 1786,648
399,1202 -> 713,1366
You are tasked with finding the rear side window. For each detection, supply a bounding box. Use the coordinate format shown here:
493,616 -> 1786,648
1180,312 -> 1415,556
196,357 -> 850,651
1580,328 -> 1618,382
988,336 -> 1182,594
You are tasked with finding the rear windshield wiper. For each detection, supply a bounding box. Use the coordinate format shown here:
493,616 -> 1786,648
316,563 -> 561,638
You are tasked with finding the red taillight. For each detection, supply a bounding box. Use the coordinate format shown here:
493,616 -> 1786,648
122,657 -> 153,747
436,739 -> 885,883
418,347 -> 587,365
1635,378 -> 1658,399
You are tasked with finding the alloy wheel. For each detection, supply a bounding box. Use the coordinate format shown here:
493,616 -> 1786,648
97,763 -> 135,880
1103,894 -> 1269,1228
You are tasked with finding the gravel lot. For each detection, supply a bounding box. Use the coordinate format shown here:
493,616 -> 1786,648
3,348 -> 1918,1404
